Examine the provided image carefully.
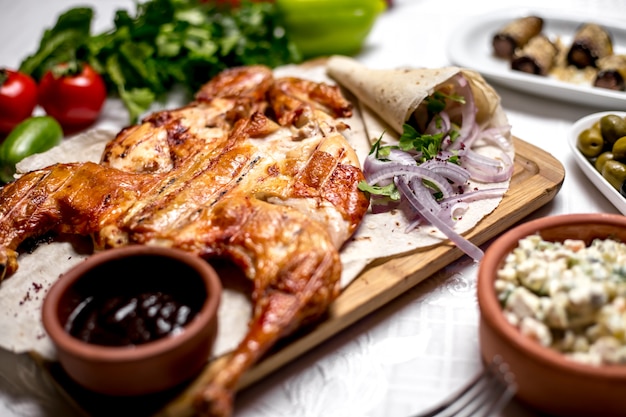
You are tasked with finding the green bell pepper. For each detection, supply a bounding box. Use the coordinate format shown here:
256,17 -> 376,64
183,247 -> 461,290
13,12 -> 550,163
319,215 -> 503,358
0,116 -> 63,183
276,0 -> 387,58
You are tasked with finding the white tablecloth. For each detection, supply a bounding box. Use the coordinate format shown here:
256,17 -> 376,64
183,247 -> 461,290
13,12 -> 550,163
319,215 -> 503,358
0,0 -> 625,416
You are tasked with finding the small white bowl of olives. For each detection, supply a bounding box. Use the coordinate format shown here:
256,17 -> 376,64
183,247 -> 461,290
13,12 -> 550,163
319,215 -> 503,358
569,111 -> 626,214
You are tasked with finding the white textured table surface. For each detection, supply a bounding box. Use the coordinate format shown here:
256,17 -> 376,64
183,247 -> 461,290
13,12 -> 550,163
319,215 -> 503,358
0,0 -> 625,416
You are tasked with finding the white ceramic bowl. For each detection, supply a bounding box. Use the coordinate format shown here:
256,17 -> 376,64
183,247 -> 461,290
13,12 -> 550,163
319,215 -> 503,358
568,111 -> 626,215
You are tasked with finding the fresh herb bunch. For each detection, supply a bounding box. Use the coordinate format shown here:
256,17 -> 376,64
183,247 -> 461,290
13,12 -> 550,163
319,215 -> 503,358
19,0 -> 302,124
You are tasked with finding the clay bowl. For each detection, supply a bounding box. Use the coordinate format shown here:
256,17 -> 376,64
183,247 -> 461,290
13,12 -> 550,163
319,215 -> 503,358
42,245 -> 221,396
477,213 -> 626,417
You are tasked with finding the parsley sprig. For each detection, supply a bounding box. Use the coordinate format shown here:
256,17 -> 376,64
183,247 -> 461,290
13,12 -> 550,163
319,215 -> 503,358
357,91 -> 466,200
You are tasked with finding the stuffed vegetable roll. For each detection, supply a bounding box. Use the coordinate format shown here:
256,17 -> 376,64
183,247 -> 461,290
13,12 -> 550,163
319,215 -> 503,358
567,23 -> 613,68
511,34 -> 558,76
594,54 -> 626,91
492,16 -> 544,59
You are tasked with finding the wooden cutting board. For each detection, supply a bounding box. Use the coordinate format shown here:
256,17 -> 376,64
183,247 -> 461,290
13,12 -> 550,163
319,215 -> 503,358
41,136 -> 565,416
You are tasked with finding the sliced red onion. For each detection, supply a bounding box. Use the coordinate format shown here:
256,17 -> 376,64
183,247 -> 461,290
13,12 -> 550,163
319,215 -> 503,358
364,162 -> 456,197
389,149 -> 420,165
395,176 -> 484,261
437,187 -> 507,225
448,201 -> 470,220
360,73 -> 514,262
445,75 -> 478,151
462,149 -> 513,183
421,159 -> 471,185
409,178 -> 450,223
425,112 -> 451,136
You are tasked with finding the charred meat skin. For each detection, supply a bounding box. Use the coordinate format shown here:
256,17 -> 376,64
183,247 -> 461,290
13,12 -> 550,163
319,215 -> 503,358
0,65 -> 369,417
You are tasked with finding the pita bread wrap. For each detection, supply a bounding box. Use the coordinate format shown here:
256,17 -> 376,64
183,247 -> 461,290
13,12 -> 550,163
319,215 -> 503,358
326,55 -> 509,137
327,55 -> 514,264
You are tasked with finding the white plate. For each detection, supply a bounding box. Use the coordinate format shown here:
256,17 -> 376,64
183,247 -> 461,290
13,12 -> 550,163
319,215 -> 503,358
447,8 -> 626,109
568,111 -> 626,214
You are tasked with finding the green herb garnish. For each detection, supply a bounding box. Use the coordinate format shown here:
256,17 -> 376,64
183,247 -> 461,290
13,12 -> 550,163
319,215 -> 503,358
425,90 -> 465,115
359,89 -> 465,200
398,124 -> 444,162
357,181 -> 400,200
19,0 -> 301,124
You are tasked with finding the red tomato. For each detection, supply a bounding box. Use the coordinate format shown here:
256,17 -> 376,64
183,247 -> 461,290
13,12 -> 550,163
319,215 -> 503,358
0,69 -> 38,136
38,63 -> 107,131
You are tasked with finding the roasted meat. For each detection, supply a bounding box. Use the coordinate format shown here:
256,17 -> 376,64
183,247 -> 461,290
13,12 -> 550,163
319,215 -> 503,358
0,65 -> 369,416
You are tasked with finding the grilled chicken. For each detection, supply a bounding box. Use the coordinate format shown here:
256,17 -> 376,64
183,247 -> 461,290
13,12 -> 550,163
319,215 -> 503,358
0,65 -> 369,416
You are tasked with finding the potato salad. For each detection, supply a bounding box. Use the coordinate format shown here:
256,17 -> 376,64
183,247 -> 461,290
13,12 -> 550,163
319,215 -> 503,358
496,234 -> 626,365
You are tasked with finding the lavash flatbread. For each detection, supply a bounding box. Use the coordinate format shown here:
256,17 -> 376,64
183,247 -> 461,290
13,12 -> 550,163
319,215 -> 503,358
326,55 -> 509,138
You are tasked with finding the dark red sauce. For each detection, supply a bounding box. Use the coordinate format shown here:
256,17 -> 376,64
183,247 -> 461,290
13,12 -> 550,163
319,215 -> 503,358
66,291 -> 197,346
61,253 -> 208,347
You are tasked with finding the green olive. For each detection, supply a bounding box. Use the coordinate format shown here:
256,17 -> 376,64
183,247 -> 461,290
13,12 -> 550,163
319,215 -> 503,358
577,127 -> 605,158
602,160 -> 626,191
595,151 -> 615,172
600,114 -> 626,148
592,120 -> 601,131
612,136 -> 626,161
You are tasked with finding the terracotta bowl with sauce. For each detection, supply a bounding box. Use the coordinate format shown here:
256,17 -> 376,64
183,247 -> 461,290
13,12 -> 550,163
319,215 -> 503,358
42,245 -> 222,397
477,213 -> 626,417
